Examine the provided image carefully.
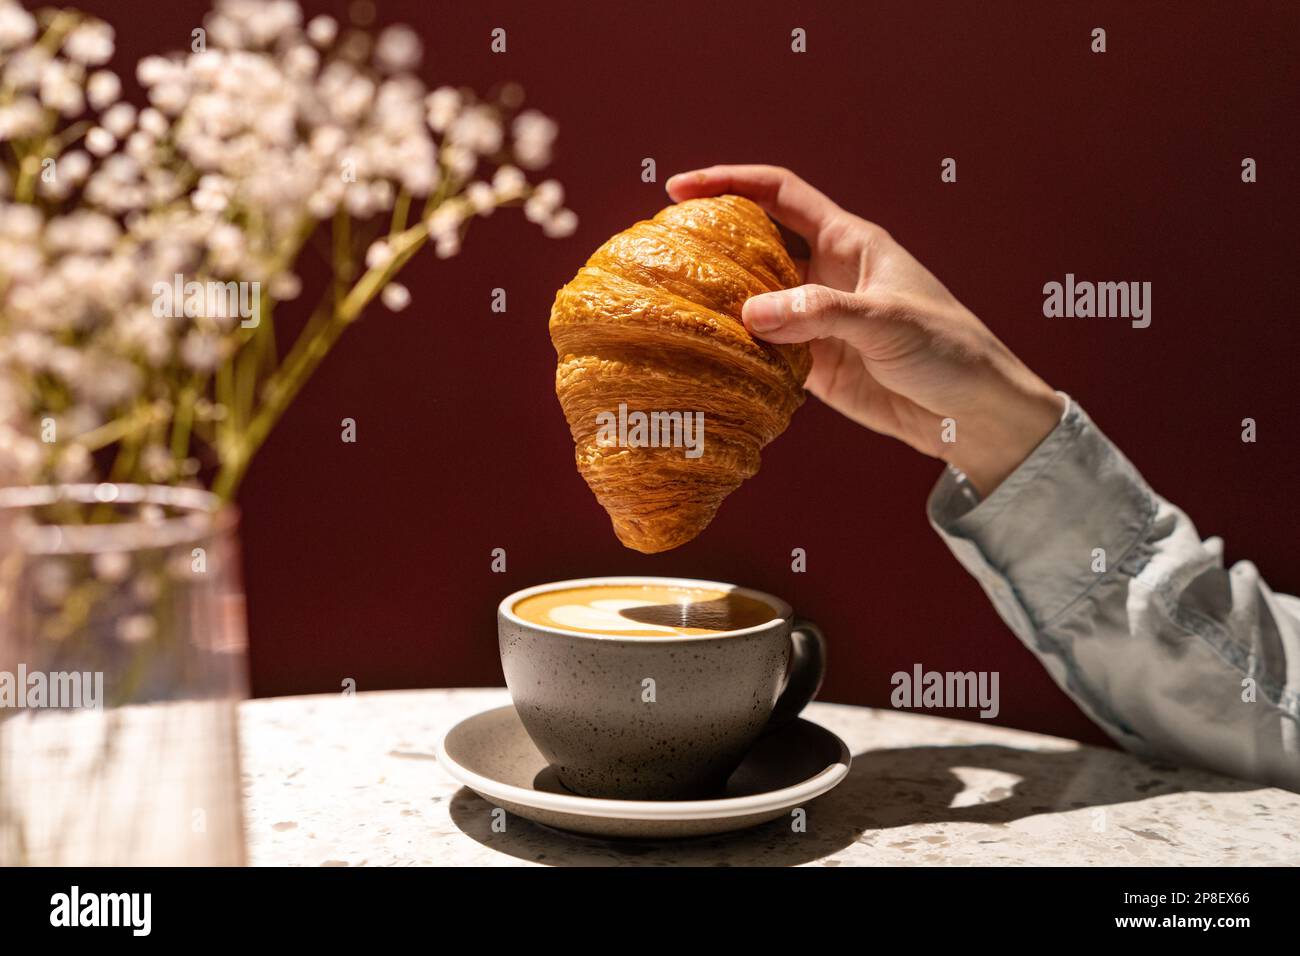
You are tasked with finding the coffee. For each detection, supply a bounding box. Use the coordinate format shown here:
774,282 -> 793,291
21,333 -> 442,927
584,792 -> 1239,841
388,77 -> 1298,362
512,583 -> 779,638
500,577 -> 825,799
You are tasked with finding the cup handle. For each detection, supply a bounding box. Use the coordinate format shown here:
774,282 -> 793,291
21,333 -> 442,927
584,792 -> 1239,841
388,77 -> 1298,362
766,617 -> 827,732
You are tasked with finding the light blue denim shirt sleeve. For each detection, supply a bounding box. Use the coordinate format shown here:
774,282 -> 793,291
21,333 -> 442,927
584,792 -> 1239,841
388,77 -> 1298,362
928,394 -> 1300,792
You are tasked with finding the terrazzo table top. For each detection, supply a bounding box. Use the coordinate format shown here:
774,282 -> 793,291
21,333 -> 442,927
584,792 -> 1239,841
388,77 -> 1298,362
241,688 -> 1299,866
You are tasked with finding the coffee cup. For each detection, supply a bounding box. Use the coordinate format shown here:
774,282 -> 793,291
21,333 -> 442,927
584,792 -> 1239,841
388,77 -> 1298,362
497,576 -> 826,800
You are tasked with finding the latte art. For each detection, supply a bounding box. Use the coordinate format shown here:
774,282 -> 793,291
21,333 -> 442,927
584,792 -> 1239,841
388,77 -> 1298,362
513,584 -> 780,637
548,599 -> 689,635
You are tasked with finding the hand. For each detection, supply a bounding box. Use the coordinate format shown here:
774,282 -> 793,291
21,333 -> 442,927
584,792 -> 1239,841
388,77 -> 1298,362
666,165 -> 1065,497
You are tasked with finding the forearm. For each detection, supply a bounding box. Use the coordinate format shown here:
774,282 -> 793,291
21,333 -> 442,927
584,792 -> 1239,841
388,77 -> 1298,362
930,396 -> 1300,791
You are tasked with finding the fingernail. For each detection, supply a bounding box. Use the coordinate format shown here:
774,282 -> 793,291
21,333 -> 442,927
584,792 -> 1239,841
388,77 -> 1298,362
745,294 -> 784,332
665,172 -> 694,194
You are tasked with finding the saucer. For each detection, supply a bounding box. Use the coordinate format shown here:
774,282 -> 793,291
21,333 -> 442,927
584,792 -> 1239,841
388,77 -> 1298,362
435,704 -> 852,839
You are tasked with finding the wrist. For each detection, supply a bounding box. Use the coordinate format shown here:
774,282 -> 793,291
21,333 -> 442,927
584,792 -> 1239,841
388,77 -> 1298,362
943,378 -> 1064,497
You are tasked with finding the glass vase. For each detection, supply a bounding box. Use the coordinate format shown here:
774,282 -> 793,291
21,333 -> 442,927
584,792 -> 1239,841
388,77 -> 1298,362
0,483 -> 248,865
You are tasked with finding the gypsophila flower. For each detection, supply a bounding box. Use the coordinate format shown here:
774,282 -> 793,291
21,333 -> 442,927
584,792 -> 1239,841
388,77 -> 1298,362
41,59 -> 85,116
544,208 -> 578,238
306,15 -> 337,48
85,127 -> 116,156
87,70 -> 121,109
425,86 -> 460,133
54,444 -> 92,482
92,551 -> 132,583
116,614 -> 156,644
513,110 -> 558,169
375,26 -> 421,72
380,282 -> 410,311
365,239 -> 393,270
101,102 -> 136,138
63,20 -> 114,66
466,181 -> 495,215
31,560 -> 71,603
0,0 -> 574,495
492,165 -> 526,201
426,202 -> 465,239
180,331 -> 226,371
269,272 -> 301,300
0,2 -> 37,50
435,233 -> 460,259
449,105 -> 503,155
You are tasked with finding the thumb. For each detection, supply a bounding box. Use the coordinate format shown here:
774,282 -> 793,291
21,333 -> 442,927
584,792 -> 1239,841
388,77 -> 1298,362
742,284 -> 870,345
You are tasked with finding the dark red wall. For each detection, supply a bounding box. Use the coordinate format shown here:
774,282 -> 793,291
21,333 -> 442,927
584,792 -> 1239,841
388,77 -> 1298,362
87,0 -> 1300,745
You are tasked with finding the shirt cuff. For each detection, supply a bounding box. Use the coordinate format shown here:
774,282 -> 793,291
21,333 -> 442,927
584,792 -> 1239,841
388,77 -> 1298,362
927,394 -> 1158,631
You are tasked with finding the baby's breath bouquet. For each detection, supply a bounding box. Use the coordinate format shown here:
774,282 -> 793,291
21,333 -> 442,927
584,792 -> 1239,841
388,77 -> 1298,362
0,1 -> 577,863
0,0 -> 575,500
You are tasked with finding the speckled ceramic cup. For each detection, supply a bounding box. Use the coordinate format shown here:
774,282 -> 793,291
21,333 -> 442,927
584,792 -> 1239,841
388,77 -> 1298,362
498,576 -> 826,800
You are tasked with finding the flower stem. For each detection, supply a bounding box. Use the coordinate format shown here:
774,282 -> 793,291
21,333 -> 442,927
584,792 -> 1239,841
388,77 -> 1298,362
211,218 -> 430,501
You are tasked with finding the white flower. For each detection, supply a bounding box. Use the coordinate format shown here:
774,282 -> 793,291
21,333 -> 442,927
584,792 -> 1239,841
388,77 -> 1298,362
57,150 -> 92,184
63,20 -> 115,66
532,179 -> 564,210
525,180 -> 564,223
283,44 -> 318,80
40,60 -> 85,117
0,7 -> 572,489
426,202 -> 465,239
101,102 -> 136,138
513,110 -> 557,169
425,86 -> 461,133
306,190 -> 338,218
87,70 -> 121,110
31,559 -> 71,603
117,614 -> 156,644
136,55 -> 175,86
45,211 -> 119,252
441,144 -> 476,179
0,2 -> 37,51
491,165 -> 526,201
192,174 -> 233,214
365,239 -> 393,270
138,107 -> 169,137
306,15 -> 338,48
269,272 -> 301,300
93,550 -> 131,583
375,26 -> 421,72
180,330 -> 225,371
544,209 -> 578,238
466,181 -> 495,215
73,355 -> 141,408
449,105 -> 503,155
0,98 -> 44,138
140,444 -> 174,481
55,444 -> 92,482
435,234 -> 459,258
3,46 -> 48,90
85,127 -> 116,157
0,204 -> 43,241
380,282 -> 410,311
149,81 -> 189,116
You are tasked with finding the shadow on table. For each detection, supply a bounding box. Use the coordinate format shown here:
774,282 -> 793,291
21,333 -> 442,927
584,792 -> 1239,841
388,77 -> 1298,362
446,742 -> 1259,866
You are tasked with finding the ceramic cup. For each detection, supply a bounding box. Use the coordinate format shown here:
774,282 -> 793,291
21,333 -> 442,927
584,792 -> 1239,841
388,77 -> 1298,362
498,576 -> 826,800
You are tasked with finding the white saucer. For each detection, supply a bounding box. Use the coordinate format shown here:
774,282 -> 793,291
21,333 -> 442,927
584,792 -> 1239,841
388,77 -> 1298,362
435,704 -> 852,839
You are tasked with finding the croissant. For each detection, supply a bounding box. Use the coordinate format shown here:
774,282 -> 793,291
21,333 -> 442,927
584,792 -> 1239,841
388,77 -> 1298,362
548,194 -> 811,553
